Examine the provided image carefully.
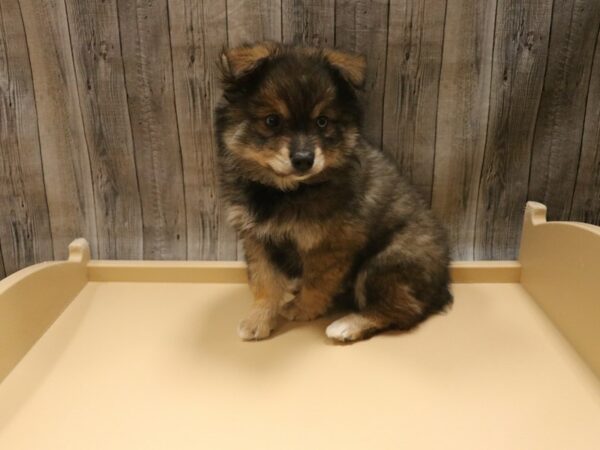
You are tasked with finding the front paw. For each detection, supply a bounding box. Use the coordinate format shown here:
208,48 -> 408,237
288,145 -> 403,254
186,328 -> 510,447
280,299 -> 323,322
237,309 -> 276,341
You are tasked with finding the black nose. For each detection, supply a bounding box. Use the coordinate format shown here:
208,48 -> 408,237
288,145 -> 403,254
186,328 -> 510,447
290,151 -> 314,172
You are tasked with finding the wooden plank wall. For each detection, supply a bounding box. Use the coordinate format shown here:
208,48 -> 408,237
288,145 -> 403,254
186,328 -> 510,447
0,0 -> 53,275
1,0 -> 599,277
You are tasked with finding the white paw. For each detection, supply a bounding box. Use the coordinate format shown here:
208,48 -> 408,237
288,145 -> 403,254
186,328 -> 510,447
237,314 -> 274,341
326,316 -> 364,342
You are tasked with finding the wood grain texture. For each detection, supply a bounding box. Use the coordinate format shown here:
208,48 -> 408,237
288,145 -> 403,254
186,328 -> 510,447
117,0 -> 187,260
335,0 -> 389,147
381,0 -> 446,202
473,0 -> 553,259
169,0 -> 237,260
3,1 -> 600,278
570,25 -> 600,225
0,0 -> 53,275
19,0 -> 97,260
431,0 -> 497,259
64,0 -> 143,260
528,0 -> 600,221
0,241 -> 5,278
227,0 -> 282,45
282,0 -> 334,46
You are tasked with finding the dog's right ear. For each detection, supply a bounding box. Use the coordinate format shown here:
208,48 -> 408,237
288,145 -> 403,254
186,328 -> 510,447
219,41 -> 280,82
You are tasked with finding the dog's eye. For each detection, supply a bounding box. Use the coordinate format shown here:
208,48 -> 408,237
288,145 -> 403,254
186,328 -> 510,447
316,116 -> 328,128
265,114 -> 281,129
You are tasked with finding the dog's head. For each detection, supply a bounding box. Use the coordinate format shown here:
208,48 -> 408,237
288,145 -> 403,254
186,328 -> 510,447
216,42 -> 366,190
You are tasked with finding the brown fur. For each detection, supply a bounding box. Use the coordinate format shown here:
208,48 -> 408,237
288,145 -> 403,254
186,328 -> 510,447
237,236 -> 287,340
281,227 -> 367,321
321,48 -> 367,88
215,42 -> 452,342
221,41 -> 281,79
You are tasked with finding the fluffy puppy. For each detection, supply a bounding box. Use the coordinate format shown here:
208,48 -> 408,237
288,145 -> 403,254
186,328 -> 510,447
215,42 -> 452,342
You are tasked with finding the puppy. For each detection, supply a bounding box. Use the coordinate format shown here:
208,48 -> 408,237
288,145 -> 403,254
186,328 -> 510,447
215,42 -> 452,342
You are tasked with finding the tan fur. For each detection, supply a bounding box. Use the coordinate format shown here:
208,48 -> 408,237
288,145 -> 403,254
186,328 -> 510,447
238,237 -> 288,340
222,41 -> 280,79
322,49 -> 367,88
226,205 -> 254,231
244,237 -> 288,301
225,122 -> 328,191
223,125 -> 286,172
310,88 -> 337,119
281,228 -> 367,321
257,81 -> 292,119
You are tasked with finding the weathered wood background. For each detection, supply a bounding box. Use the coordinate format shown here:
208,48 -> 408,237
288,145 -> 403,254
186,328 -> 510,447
1,0 -> 599,278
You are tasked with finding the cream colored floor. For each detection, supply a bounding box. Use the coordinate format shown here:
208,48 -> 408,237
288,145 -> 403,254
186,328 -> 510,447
1,282 -> 599,450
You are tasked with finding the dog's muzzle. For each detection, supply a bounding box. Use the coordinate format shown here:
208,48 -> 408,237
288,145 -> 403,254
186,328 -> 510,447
289,134 -> 315,172
290,150 -> 314,172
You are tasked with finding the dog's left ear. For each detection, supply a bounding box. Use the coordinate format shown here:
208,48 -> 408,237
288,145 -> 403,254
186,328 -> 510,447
220,41 -> 280,80
322,49 -> 366,89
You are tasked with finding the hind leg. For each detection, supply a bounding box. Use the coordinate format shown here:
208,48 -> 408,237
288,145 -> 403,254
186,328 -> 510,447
326,312 -> 393,342
326,271 -> 426,342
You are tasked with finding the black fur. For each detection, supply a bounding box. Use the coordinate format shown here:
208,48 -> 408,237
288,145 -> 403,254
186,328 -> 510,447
215,42 -> 453,341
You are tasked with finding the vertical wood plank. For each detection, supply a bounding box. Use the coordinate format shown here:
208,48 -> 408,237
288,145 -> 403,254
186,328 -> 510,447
473,0 -> 553,259
0,242 -> 5,278
227,0 -> 282,44
19,0 -> 98,260
528,0 -> 600,220
570,25 -> 600,225
381,0 -> 446,202
335,0 -> 389,147
64,0 -> 143,260
117,0 -> 187,260
0,0 -> 53,275
169,0 -> 237,260
431,0 -> 497,260
282,0 -> 334,46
